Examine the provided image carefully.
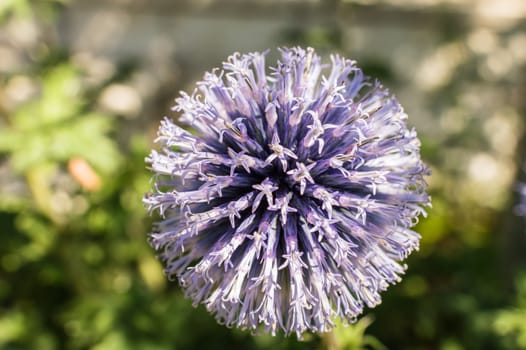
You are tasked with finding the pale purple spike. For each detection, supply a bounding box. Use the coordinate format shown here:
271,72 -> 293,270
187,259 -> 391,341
144,47 -> 431,337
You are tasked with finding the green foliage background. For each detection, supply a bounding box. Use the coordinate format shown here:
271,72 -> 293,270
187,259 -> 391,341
1,1 -> 526,349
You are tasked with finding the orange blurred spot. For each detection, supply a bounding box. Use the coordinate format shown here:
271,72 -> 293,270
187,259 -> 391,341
68,157 -> 101,191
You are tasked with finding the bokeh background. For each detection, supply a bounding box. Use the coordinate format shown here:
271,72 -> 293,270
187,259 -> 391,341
1,0 -> 526,349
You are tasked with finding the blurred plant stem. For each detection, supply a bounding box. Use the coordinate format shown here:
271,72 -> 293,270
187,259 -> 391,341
320,329 -> 341,350
25,164 -> 60,224
319,317 -> 386,350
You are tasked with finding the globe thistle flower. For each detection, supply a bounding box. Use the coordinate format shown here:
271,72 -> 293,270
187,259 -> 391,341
144,47 -> 430,337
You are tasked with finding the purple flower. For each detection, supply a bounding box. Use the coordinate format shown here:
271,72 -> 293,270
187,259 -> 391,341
517,183 -> 526,216
144,47 -> 430,337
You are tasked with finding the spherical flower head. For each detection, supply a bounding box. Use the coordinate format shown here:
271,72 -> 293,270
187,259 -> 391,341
144,47 -> 430,337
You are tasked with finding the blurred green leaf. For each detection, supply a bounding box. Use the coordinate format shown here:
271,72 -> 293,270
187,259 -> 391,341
0,0 -> 30,21
0,310 -> 26,344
